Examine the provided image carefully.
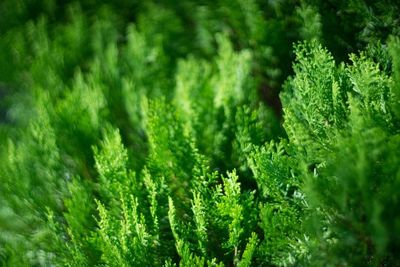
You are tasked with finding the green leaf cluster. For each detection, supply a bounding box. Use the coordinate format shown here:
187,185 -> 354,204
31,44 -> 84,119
0,1 -> 400,266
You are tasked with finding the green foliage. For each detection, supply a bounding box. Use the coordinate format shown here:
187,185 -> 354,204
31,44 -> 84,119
282,40 -> 400,266
0,102 -> 65,265
1,1 -> 400,266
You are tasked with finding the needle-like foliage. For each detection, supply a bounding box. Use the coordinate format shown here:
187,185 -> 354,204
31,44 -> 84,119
0,1 -> 399,266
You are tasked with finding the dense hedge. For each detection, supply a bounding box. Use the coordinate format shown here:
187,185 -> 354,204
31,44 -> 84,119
1,1 -> 400,266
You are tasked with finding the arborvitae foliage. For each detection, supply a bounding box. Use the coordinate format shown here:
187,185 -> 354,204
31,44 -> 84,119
1,1 -> 400,266
282,40 -> 400,265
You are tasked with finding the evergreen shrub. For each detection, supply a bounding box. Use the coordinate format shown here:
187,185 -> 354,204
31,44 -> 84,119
0,0 -> 399,266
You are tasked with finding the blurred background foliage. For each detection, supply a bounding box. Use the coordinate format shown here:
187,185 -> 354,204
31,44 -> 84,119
1,0 -> 399,122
